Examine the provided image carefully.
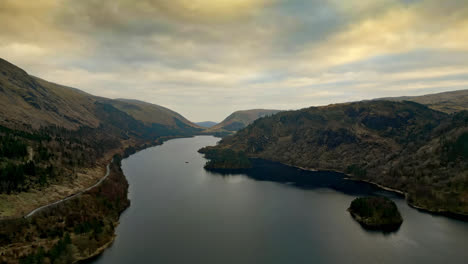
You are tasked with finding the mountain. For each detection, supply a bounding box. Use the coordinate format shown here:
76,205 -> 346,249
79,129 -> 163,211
0,58 -> 200,135
207,109 -> 282,133
196,121 -> 218,128
0,58 -> 204,262
201,100 -> 468,216
0,57 -> 204,216
0,58 -> 100,130
111,98 -> 201,129
378,89 -> 468,113
0,58 -> 200,134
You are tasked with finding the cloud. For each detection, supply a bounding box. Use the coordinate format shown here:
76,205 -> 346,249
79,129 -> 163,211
0,0 -> 467,121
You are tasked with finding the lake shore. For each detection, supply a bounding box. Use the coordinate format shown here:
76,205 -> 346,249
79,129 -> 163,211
90,136 -> 468,264
0,136 -> 190,263
273,160 -> 468,222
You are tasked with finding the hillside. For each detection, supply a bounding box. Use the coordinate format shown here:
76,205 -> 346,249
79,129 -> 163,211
0,59 -> 100,130
0,57 -> 202,199
0,58 -> 204,262
0,57 -> 201,201
0,58 -> 200,135
379,89 -> 468,113
111,98 -> 200,129
196,121 -> 218,128
207,109 -> 282,133
201,100 -> 468,216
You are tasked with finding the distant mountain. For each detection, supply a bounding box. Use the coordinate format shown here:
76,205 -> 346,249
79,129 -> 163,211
378,89 -> 468,113
196,121 -> 218,128
202,100 -> 468,217
208,109 -> 282,133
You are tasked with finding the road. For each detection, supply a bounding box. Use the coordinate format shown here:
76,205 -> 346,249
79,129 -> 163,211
24,160 -> 112,218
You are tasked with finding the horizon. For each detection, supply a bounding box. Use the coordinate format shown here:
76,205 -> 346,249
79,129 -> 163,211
1,0 -> 467,121
5,55 -> 467,123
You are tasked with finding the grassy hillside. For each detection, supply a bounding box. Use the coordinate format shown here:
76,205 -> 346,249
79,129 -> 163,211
0,58 -> 200,134
0,59 -> 99,130
111,98 -> 200,129
379,89 -> 468,113
207,109 -> 281,133
203,101 -> 468,216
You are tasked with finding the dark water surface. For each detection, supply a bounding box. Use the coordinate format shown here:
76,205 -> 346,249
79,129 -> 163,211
92,136 -> 468,264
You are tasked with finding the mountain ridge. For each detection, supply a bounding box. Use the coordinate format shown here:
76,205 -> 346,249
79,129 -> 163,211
207,109 -> 282,133
0,58 -> 199,132
377,89 -> 468,113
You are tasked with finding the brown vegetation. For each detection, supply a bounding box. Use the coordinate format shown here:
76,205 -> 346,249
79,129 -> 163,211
0,158 -> 129,263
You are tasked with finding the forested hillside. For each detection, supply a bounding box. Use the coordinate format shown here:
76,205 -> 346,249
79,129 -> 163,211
0,58 -> 201,198
0,58 -> 202,262
202,101 -> 468,216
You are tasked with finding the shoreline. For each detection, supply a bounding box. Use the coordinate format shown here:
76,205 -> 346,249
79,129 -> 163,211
69,135 -> 197,263
76,229 -> 117,264
0,137 -> 172,263
268,159 -> 468,222
278,160 -> 406,197
344,178 -> 406,197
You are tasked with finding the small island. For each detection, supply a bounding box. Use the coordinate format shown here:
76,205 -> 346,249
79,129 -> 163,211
348,196 -> 403,231
198,147 -> 252,169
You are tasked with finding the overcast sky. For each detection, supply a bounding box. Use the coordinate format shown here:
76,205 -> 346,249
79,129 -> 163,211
1,0 -> 467,122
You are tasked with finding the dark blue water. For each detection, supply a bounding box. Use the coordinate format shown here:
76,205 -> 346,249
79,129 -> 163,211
92,136 -> 468,264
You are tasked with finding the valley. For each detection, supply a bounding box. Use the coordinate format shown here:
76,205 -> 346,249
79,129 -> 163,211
2,1 -> 468,263
0,57 -> 467,263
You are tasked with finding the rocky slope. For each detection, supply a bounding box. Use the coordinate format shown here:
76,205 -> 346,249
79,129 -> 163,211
204,100 -> 468,216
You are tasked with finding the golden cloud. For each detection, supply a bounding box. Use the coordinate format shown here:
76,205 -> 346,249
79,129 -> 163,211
99,0 -> 274,24
298,1 -> 468,71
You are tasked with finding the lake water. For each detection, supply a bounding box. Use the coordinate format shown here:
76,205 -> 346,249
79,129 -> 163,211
91,136 -> 468,264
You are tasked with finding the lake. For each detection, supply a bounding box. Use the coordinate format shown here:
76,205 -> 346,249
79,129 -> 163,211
91,136 -> 468,264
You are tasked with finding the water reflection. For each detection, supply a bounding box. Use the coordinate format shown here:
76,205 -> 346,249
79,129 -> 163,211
91,136 -> 468,264
206,159 -> 403,199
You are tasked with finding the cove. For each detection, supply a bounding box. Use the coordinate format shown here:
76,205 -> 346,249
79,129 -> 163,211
91,136 -> 468,264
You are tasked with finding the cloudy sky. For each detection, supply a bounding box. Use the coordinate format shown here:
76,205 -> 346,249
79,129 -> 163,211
1,0 -> 467,122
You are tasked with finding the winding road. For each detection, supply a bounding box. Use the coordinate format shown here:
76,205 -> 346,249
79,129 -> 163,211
24,160 -> 113,219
